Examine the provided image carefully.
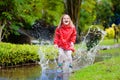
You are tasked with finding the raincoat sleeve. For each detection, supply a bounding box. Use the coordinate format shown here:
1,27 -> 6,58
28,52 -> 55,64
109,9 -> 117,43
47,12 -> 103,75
70,27 -> 77,43
54,28 -> 59,45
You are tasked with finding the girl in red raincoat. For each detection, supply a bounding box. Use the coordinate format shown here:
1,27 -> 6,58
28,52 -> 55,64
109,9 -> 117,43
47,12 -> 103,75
54,14 -> 77,72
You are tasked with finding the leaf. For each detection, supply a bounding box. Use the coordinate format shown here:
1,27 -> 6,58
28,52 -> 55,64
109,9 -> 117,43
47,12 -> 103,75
11,23 -> 20,30
0,1 -> 5,6
2,12 -> 12,20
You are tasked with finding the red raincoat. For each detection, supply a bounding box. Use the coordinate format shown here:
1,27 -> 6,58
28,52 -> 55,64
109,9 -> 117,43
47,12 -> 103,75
54,24 -> 77,52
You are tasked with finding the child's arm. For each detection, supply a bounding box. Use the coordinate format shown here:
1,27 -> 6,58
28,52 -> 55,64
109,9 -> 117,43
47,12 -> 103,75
54,28 -> 59,47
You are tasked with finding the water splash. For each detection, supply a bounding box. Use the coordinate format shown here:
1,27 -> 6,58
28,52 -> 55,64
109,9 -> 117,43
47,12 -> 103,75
38,49 -> 49,71
73,25 -> 106,70
38,25 -> 106,80
38,41 -> 62,80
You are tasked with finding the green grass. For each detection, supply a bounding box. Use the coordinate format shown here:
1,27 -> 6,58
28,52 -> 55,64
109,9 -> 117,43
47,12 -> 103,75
99,39 -> 120,55
70,39 -> 120,80
100,39 -> 120,45
70,56 -> 120,80
100,47 -> 120,54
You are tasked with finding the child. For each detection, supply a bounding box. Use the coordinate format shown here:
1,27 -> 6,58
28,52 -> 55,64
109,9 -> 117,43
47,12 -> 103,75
54,14 -> 77,72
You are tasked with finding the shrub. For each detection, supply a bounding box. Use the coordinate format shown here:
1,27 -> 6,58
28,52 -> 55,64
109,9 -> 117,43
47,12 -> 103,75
0,42 -> 59,68
105,27 -> 115,39
0,42 -> 39,67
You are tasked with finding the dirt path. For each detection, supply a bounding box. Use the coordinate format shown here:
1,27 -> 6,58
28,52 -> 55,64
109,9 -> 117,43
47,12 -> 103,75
98,44 -> 120,50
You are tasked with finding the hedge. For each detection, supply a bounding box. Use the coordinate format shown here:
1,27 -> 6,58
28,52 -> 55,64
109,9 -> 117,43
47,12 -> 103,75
0,42 -> 40,68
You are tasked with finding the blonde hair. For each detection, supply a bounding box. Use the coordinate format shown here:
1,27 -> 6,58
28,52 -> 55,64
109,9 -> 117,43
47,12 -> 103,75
57,14 -> 75,28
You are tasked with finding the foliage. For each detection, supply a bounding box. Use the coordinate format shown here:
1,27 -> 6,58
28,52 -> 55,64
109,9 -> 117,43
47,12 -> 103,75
0,42 -> 39,67
80,0 -> 96,32
1,0 -> 120,43
39,0 -> 64,26
0,0 -> 25,41
0,0 -> 64,41
39,45 -> 58,59
111,0 -> 120,15
15,0 -> 43,26
70,56 -> 120,80
111,0 -> 120,25
105,27 -> 115,39
95,0 -> 115,28
64,0 -> 96,34
15,0 -> 64,26
0,42 -> 59,67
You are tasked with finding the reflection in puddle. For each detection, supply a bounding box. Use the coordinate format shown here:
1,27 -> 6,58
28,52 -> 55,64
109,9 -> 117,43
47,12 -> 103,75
95,52 -> 120,62
0,65 -> 41,80
39,69 -> 70,80
0,65 -> 71,80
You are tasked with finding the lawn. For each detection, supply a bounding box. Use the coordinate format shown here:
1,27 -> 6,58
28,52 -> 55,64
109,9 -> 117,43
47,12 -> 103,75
99,39 -> 120,54
70,56 -> 120,80
99,39 -> 120,45
70,39 -> 120,80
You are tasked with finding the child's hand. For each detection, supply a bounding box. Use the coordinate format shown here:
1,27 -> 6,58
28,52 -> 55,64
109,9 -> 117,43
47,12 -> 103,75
54,44 -> 58,48
70,42 -> 74,48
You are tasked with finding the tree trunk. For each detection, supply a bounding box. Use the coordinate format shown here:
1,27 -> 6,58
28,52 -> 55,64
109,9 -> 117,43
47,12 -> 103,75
0,26 -> 3,42
0,21 -> 6,42
0,28 -> 2,42
64,0 -> 82,43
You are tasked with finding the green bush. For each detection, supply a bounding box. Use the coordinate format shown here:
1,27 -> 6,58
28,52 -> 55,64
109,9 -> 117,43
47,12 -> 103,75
0,42 -> 59,68
0,42 -> 39,67
105,27 -> 115,39
38,45 -> 58,59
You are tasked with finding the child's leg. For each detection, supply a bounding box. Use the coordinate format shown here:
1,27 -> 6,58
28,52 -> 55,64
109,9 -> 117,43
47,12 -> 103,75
58,48 -> 66,66
65,50 -> 72,66
62,50 -> 73,73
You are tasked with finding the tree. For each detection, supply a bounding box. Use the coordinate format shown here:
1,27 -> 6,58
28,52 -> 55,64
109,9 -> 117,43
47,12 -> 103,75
39,0 -> 64,25
80,0 -> 96,32
95,0 -> 113,27
64,0 -> 96,36
0,0 -> 15,41
64,0 -> 82,32
0,0 -> 41,41
0,0 -> 64,42
111,0 -> 120,25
